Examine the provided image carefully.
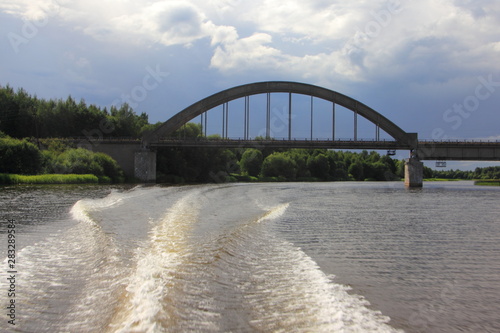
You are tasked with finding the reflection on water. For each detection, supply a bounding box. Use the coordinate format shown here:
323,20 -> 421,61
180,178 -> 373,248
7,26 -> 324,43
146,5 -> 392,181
0,182 -> 499,332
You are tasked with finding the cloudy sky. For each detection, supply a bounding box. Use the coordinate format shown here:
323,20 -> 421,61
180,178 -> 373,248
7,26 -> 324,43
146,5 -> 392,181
1,0 -> 500,168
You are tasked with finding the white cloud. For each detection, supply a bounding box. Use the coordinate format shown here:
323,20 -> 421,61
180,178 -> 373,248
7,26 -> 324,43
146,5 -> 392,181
109,1 -> 210,46
210,32 -> 287,72
2,0 -> 500,90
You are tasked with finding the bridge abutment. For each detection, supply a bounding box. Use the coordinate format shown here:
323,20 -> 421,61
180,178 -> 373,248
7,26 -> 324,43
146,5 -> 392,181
134,150 -> 157,183
91,143 -> 157,182
404,158 -> 423,188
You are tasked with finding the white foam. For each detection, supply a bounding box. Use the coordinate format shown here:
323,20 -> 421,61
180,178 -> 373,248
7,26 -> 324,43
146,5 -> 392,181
257,203 -> 290,223
242,235 -> 402,332
109,191 -> 206,333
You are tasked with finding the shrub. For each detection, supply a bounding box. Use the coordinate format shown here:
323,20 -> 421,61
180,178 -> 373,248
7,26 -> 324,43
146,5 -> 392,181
0,138 -> 42,174
43,148 -> 124,182
240,149 -> 263,177
261,153 -> 297,180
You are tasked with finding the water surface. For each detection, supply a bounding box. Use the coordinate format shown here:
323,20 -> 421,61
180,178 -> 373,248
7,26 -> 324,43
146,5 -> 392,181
0,182 -> 499,332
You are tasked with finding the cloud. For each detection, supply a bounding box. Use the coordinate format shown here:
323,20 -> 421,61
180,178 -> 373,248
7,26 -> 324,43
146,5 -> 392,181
3,0 -> 500,84
211,33 -> 287,72
4,1 -> 497,97
109,1 -> 210,46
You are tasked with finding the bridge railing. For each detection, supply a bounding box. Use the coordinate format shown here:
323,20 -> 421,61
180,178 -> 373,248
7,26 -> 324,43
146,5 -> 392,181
418,139 -> 500,145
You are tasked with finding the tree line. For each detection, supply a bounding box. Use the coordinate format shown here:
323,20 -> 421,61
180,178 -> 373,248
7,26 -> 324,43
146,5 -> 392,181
158,123 -> 405,183
432,166 -> 500,180
0,134 -> 124,183
1,85 -> 498,183
0,84 -> 158,139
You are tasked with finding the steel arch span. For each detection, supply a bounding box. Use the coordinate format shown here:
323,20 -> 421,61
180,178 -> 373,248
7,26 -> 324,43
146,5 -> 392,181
143,81 -> 417,147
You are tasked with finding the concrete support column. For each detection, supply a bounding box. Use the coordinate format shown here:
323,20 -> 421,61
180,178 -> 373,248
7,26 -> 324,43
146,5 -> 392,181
134,150 -> 156,183
404,157 -> 423,188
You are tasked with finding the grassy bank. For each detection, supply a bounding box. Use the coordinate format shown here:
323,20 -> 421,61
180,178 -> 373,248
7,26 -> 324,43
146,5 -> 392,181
0,173 -> 100,185
474,180 -> 500,186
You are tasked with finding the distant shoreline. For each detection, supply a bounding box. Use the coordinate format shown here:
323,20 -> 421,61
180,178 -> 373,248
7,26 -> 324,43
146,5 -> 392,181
474,180 -> 500,186
0,173 -> 100,185
2,174 -> 496,186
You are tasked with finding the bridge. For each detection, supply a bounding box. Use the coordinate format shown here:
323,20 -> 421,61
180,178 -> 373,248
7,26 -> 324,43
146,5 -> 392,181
91,81 -> 500,187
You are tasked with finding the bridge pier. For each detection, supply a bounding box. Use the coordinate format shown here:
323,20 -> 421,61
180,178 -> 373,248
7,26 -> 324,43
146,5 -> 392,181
404,157 -> 423,188
134,150 -> 156,183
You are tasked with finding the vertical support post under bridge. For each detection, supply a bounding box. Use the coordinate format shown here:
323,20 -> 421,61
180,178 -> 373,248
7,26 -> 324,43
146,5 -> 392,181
222,103 -> 225,138
310,95 -> 314,140
266,93 -> 271,139
244,96 -> 250,140
204,112 -> 207,137
288,92 -> 292,140
354,109 -> 358,141
332,103 -> 336,141
225,102 -> 229,139
200,113 -> 207,137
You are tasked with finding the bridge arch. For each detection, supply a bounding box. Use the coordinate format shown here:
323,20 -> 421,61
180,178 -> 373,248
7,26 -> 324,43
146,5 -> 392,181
143,81 -> 417,147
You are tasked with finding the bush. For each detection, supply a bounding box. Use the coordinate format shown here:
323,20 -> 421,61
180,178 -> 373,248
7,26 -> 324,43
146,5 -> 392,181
0,173 -> 99,184
240,149 -> 263,177
0,138 -> 42,174
261,153 -> 297,180
56,148 -> 104,175
92,152 -> 125,183
44,148 -> 124,183
307,154 -> 330,180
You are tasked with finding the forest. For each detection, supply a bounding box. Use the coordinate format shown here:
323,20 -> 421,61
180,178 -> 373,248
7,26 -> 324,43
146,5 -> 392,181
1,84 -> 499,183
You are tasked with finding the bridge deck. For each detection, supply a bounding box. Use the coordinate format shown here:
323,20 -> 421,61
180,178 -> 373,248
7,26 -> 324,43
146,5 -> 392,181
149,139 -> 500,161
149,139 -> 406,150
69,137 -> 500,161
417,141 -> 500,161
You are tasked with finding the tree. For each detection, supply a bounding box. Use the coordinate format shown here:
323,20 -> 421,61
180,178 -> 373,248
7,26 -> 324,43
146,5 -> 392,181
240,149 -> 263,177
307,153 -> 330,180
172,122 -> 202,139
109,104 -> 149,137
261,152 -> 297,180
0,138 -> 42,174
348,161 -> 364,181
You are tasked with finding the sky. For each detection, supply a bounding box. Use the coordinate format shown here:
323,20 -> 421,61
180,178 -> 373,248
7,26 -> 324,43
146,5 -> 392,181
1,0 -> 500,170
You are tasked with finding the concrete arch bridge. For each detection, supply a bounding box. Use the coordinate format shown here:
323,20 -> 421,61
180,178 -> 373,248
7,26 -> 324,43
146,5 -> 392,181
93,81 -> 500,187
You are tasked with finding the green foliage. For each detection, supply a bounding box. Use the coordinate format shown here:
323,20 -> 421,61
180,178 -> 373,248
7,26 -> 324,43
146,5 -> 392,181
348,161 -> 364,181
0,173 -> 99,184
0,85 -> 148,139
154,147 -> 408,183
240,149 -> 263,177
156,147 -> 238,183
92,152 -> 125,183
474,180 -> 500,186
108,104 -> 149,137
261,152 -> 297,180
44,148 -> 124,182
307,153 -> 330,180
0,137 -> 126,183
140,122 -> 163,137
0,137 -> 42,174
172,123 -> 202,139
430,166 -> 500,180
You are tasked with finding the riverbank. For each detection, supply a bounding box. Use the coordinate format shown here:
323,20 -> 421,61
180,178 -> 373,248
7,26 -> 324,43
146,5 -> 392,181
0,173 -> 100,185
474,179 -> 500,186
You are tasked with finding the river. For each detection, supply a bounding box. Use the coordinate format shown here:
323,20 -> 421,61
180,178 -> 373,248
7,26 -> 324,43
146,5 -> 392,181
0,181 -> 499,332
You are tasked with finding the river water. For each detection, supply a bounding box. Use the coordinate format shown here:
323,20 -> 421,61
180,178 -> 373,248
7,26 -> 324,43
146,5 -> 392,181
0,182 -> 499,332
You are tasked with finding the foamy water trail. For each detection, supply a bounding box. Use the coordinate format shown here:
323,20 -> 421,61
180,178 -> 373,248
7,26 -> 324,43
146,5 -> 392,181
109,191 -> 204,332
199,202 -> 401,332
0,191 -> 128,332
0,185 -> 404,332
